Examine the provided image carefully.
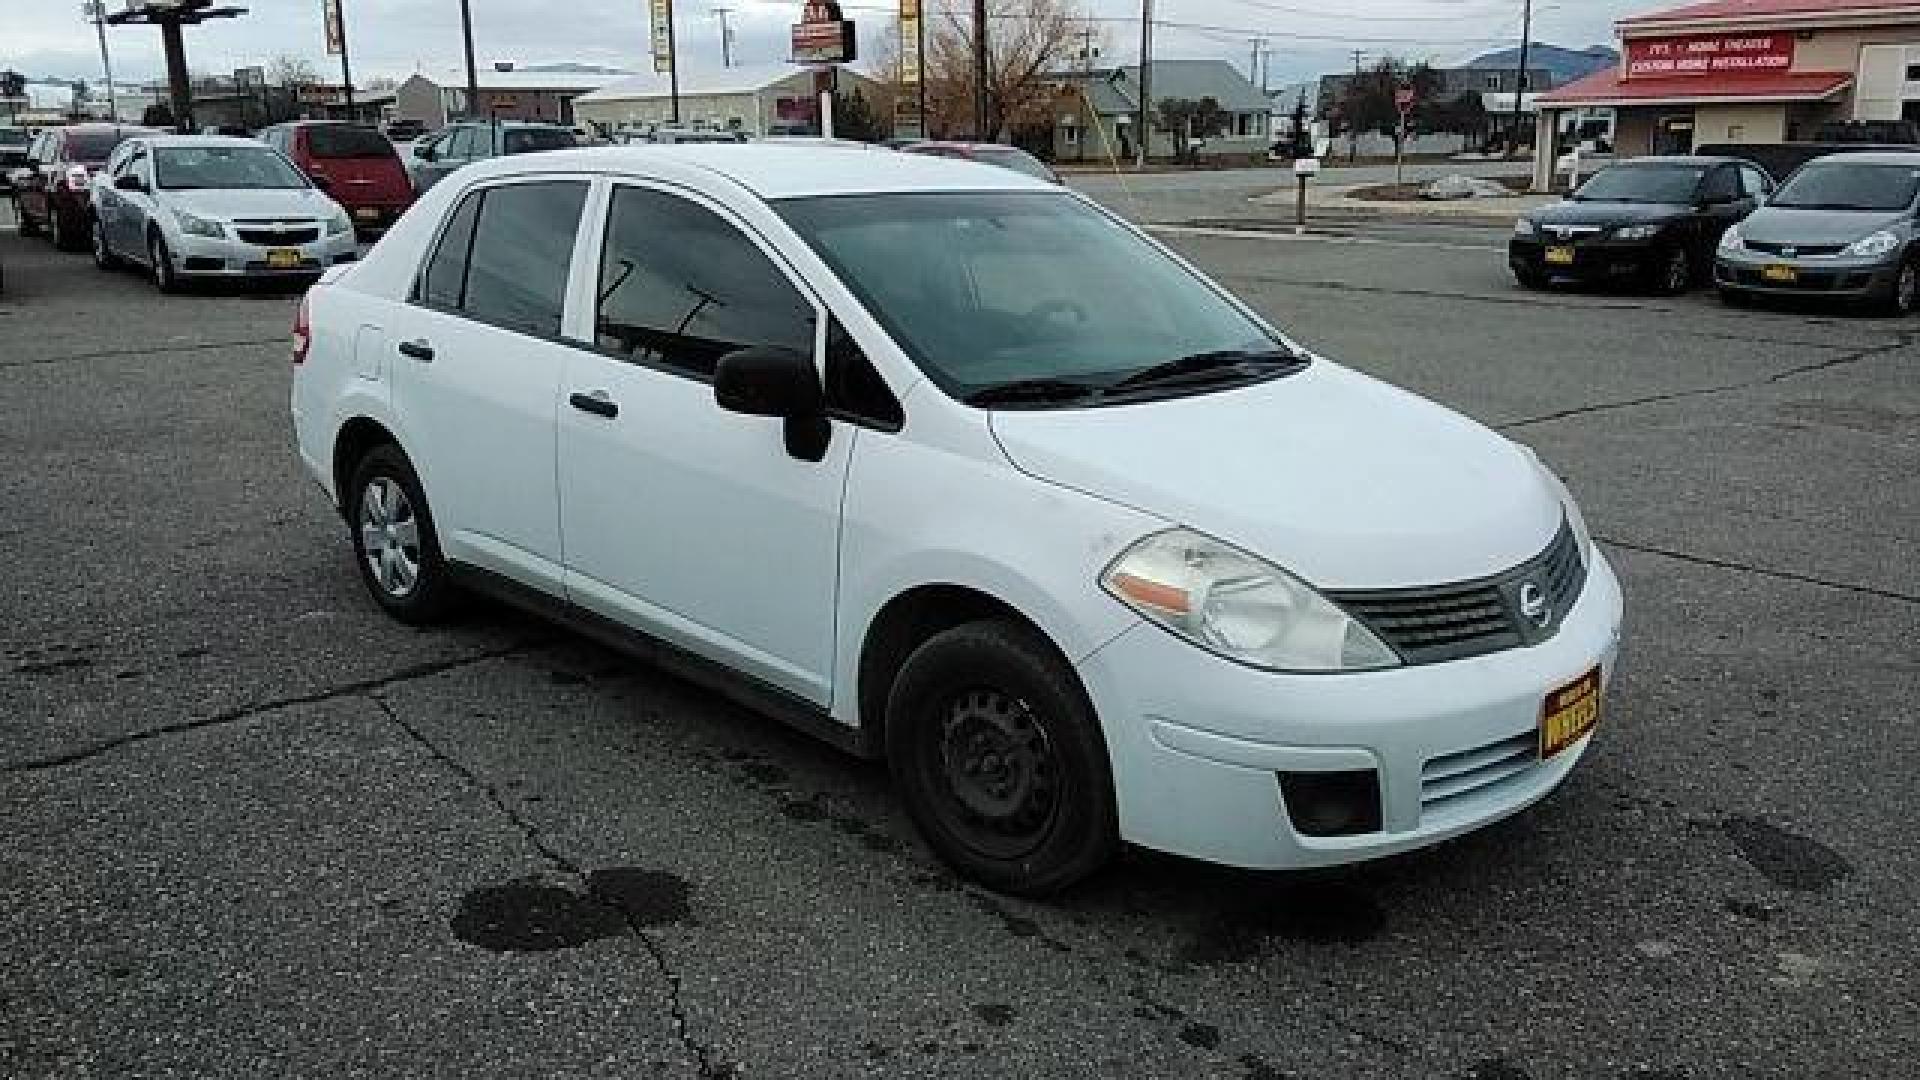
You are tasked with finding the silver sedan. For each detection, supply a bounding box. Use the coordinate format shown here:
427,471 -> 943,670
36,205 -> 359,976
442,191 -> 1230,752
89,135 -> 359,291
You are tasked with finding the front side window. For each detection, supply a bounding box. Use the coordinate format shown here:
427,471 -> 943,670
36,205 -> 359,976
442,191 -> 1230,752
1740,165 -> 1772,198
1771,162 -> 1920,212
445,127 -> 474,159
504,127 -> 575,154
595,186 -> 816,379
776,191 -> 1286,405
459,181 -> 589,337
1699,166 -> 1739,202
154,146 -> 308,190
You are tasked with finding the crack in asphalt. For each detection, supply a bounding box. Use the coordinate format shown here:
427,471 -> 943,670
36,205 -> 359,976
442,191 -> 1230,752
367,693 -> 724,1079
1599,536 -> 1920,605
1499,331 -> 1915,432
0,336 -> 286,370
2,641 -> 543,774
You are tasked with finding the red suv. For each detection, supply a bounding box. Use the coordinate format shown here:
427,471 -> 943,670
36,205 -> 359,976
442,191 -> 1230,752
261,121 -> 414,235
15,124 -> 157,249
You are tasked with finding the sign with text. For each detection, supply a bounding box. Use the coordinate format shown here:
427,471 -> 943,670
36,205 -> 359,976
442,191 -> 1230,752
321,0 -> 343,56
899,0 -> 920,84
1626,33 -> 1793,78
792,0 -> 855,66
650,0 -> 674,74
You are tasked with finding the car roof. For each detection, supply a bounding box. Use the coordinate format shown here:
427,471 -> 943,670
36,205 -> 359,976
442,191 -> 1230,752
458,143 -> 1055,199
1611,155 -> 1727,167
914,141 -> 1026,153
1797,151 -> 1920,167
134,134 -> 275,150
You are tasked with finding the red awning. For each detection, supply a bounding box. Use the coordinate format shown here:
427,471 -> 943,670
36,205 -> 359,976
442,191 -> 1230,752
1539,67 -> 1853,107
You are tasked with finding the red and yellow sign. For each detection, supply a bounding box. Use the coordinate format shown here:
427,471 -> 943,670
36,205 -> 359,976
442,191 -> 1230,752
1626,33 -> 1794,78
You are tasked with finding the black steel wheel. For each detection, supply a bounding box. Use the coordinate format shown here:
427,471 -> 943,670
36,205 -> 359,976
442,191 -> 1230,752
887,620 -> 1117,897
1653,245 -> 1691,295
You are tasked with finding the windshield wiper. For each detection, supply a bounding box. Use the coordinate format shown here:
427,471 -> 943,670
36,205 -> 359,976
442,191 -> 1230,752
1106,348 -> 1304,394
964,378 -> 1104,407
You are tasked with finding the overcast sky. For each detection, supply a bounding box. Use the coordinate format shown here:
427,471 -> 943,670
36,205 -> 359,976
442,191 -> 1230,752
4,0 -> 1649,90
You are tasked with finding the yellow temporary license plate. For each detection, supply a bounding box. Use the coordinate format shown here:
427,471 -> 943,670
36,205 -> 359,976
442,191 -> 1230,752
1544,245 -> 1576,266
1762,263 -> 1797,283
265,248 -> 302,269
354,206 -> 380,221
1540,667 -> 1602,759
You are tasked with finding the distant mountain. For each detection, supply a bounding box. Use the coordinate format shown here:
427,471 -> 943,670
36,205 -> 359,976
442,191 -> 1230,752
1469,43 -> 1618,86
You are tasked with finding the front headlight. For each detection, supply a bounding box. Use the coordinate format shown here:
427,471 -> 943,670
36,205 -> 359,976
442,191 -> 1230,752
172,208 -> 224,238
1842,230 -> 1900,258
1101,529 -> 1399,673
1513,218 -> 1537,237
325,210 -> 351,237
1613,223 -> 1661,241
1719,224 -> 1745,251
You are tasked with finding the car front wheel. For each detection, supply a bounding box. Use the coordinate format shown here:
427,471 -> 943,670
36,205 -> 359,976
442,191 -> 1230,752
1883,258 -> 1918,317
51,206 -> 84,250
148,231 -> 179,293
886,620 -> 1119,897
347,444 -> 461,624
92,217 -> 119,270
1652,245 -> 1691,295
15,199 -> 39,237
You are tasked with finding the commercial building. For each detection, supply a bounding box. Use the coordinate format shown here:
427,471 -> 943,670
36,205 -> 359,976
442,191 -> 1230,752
391,64 -> 626,129
1536,0 -> 1920,187
570,64 -> 883,137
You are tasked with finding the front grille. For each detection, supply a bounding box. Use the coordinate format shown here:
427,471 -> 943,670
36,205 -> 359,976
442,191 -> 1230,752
1421,731 -> 1538,813
1745,241 -> 1844,257
1328,521 -> 1585,666
236,226 -> 319,245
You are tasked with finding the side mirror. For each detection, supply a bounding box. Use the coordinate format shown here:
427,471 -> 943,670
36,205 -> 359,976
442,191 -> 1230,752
308,173 -> 334,191
113,173 -> 145,192
714,345 -> 830,462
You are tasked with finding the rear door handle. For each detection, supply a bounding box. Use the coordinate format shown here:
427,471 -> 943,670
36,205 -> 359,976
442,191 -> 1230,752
569,391 -> 619,418
397,339 -> 434,362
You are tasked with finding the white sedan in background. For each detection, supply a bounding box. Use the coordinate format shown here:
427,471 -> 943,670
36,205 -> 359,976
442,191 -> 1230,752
90,135 -> 359,291
291,145 -> 1623,895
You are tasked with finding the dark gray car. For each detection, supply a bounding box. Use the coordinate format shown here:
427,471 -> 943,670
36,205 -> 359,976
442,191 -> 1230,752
407,121 -> 577,192
1715,151 -> 1920,315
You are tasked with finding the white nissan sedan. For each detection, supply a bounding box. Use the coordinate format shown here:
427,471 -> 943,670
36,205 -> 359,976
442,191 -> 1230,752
290,145 -> 1624,895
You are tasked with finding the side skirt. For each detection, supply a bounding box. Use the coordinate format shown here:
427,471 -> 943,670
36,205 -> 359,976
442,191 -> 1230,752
447,562 -> 880,760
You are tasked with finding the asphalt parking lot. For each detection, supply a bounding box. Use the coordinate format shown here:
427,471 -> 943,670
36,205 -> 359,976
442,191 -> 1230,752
3,190 -> 1917,1079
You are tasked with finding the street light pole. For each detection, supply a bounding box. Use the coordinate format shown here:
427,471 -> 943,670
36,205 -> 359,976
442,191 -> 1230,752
1135,0 -> 1153,167
458,0 -> 479,121
972,0 -> 988,139
1509,0 -> 1532,157
336,0 -> 355,116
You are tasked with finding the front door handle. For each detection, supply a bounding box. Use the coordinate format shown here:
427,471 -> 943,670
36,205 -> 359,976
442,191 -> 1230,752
397,339 -> 434,362
569,391 -> 619,418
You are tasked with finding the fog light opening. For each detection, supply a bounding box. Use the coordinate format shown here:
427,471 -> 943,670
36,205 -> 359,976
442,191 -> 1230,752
1278,770 -> 1383,838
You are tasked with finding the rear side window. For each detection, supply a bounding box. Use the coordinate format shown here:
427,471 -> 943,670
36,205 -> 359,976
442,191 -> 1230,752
460,181 -> 589,337
419,190 -> 482,309
307,125 -> 394,159
504,128 -> 575,154
595,185 -> 816,379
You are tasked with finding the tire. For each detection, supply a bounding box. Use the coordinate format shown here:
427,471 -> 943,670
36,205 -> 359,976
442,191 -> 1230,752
148,231 -> 180,293
51,206 -> 84,251
1651,245 -> 1691,295
1881,258 -> 1918,317
15,199 -> 39,238
346,444 -> 462,624
91,216 -> 120,270
1717,286 -> 1750,308
886,620 -> 1118,897
1513,265 -> 1549,290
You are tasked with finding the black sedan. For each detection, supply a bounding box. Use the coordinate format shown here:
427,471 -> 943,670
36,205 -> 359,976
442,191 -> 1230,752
1510,156 -> 1773,293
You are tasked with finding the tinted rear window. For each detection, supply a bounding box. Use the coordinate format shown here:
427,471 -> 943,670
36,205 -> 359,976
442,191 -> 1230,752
0,129 -> 28,146
502,128 -> 575,155
66,128 -> 149,161
306,125 -> 395,159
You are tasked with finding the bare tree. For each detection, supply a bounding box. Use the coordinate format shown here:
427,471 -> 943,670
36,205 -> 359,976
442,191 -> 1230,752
267,53 -> 319,89
871,0 -> 1089,141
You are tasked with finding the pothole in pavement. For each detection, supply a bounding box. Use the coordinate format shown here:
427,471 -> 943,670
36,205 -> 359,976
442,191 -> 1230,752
451,866 -> 692,953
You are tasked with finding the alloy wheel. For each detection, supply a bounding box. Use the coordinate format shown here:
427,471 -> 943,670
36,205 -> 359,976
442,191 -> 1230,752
359,476 -> 422,599
92,219 -> 112,268
1664,248 -> 1689,293
930,688 -> 1061,861
149,235 -> 173,291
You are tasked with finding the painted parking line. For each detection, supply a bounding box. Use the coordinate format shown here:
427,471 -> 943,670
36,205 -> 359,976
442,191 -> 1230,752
1148,223 -> 1507,254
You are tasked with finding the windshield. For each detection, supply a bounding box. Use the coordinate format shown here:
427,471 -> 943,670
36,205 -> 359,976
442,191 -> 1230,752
306,125 -> 394,159
1772,162 -> 1920,211
777,192 -> 1289,403
1575,165 -> 1704,204
504,127 -> 575,154
154,145 -> 309,190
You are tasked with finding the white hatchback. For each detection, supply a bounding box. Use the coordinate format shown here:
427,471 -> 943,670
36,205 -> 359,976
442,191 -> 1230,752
291,145 -> 1624,895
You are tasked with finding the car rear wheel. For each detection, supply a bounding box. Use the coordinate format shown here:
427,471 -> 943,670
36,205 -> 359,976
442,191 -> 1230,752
51,206 -> 84,251
1652,246 -> 1691,295
886,620 -> 1118,897
91,217 -> 119,270
347,444 -> 461,624
1717,286 -> 1750,308
1513,264 -> 1549,290
148,231 -> 179,293
15,199 -> 39,237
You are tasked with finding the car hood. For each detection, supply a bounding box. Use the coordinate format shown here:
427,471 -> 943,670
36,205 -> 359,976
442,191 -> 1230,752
987,362 -> 1563,590
158,187 -> 337,221
1738,206 -> 1908,247
1531,199 -> 1688,228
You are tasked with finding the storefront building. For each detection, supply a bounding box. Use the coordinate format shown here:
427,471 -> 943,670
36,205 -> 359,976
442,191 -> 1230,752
1535,0 -> 1920,188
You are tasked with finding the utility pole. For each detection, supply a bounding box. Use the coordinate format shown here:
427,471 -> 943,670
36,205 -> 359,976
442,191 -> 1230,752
1509,0 -> 1533,159
1135,0 -> 1154,167
1347,48 -> 1364,162
83,1 -> 118,121
971,0 -> 989,140
1077,27 -> 1097,74
667,2 -> 681,124
458,0 -> 479,121
1248,38 -> 1265,92
334,0 -> 355,116
713,6 -> 734,68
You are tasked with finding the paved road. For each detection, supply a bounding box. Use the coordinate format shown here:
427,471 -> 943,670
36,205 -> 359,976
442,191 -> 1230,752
3,199 -> 1916,1079
1067,159 -> 1535,223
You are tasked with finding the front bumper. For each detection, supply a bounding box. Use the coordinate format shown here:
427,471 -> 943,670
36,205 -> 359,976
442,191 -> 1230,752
171,229 -> 359,278
1510,235 -> 1661,282
1077,547 -> 1625,871
1714,248 -> 1900,299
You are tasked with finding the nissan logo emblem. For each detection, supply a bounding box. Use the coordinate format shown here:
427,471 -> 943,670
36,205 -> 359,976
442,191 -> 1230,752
1518,581 -> 1551,628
